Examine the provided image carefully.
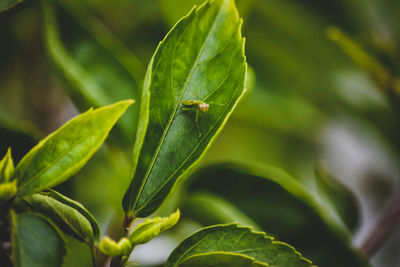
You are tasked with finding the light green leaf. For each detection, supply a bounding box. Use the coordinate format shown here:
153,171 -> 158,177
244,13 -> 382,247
42,0 -> 141,144
0,0 -> 24,13
14,189 -> 100,244
123,0 -> 246,218
11,212 -> 66,267
180,252 -> 268,267
186,163 -> 369,267
14,100 -> 133,196
0,180 -> 17,202
130,209 -> 180,245
98,237 -> 131,257
0,147 -> 14,183
166,224 -> 312,267
315,164 -> 360,233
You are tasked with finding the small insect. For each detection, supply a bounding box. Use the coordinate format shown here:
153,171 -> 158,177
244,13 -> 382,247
181,100 -> 211,138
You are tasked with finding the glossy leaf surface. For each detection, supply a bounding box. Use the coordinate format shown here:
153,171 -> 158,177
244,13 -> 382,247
123,0 -> 246,217
43,1 -> 141,144
179,252 -> 267,267
14,100 -> 133,196
185,163 -> 369,267
166,224 -> 311,267
0,147 -> 14,183
15,189 -> 100,243
11,212 -> 66,267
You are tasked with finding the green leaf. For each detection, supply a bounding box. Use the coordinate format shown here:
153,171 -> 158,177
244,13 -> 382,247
130,209 -> 180,245
14,100 -> 133,196
179,252 -> 268,267
14,189 -> 100,244
166,224 -> 312,267
0,0 -> 24,13
186,163 -> 369,267
0,180 -> 17,203
315,164 -> 360,233
98,237 -> 131,257
183,191 -> 262,231
123,0 -> 247,218
11,212 -> 66,267
42,1 -> 142,144
0,147 -> 14,183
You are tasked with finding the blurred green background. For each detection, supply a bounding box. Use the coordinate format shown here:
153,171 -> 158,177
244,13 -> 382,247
1,0 -> 400,266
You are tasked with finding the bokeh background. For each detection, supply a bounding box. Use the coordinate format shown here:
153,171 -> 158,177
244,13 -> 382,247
1,0 -> 400,266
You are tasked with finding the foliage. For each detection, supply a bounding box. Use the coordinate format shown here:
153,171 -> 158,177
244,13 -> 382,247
1,0 -> 399,266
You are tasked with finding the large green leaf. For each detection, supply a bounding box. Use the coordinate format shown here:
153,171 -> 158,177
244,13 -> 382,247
0,148 -> 14,183
185,163 -> 369,267
178,252 -> 268,267
14,189 -> 100,244
166,224 -> 312,267
11,212 -> 66,267
123,0 -> 247,218
14,100 -> 133,196
42,0 -> 142,145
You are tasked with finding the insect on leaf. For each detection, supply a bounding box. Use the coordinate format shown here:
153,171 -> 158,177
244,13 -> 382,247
123,0 -> 247,218
14,100 -> 133,196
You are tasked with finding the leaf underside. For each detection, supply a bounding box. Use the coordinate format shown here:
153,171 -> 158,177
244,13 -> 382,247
11,212 -> 66,267
166,224 -> 312,267
123,0 -> 247,218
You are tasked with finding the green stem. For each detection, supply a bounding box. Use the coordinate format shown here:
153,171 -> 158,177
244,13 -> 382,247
110,215 -> 134,267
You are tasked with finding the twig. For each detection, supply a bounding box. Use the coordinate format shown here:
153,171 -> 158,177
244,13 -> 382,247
360,188 -> 400,257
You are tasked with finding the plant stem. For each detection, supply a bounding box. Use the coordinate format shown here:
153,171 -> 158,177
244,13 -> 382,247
90,245 -> 98,267
360,189 -> 400,257
109,214 -> 134,267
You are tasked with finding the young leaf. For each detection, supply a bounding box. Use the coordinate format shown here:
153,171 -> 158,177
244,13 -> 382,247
42,1 -> 141,144
0,180 -> 17,202
186,163 -> 370,267
98,237 -> 132,257
14,189 -> 100,244
130,209 -> 180,246
166,224 -> 312,267
123,0 -> 247,218
0,147 -> 14,183
14,100 -> 133,196
315,164 -> 360,232
11,212 -> 66,267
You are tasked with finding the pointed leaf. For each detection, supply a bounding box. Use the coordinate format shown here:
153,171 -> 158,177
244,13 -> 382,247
166,224 -> 312,267
14,190 -> 100,244
43,1 -> 141,144
315,164 -> 360,232
11,212 -> 66,267
186,163 -> 370,267
0,147 -> 14,183
14,100 -> 133,196
123,0 -> 247,218
0,0 -> 24,13
130,209 -> 180,245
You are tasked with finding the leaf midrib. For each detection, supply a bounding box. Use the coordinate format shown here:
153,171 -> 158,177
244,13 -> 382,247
132,3 -> 225,213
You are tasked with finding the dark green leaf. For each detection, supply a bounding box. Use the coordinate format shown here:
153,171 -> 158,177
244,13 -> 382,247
0,0 -> 24,13
166,224 -> 312,267
123,0 -> 246,218
0,147 -> 14,183
14,100 -> 133,196
42,1 -> 142,144
179,252 -> 268,267
11,212 -> 66,267
185,163 -> 370,267
14,189 -> 100,244
315,163 -> 360,232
